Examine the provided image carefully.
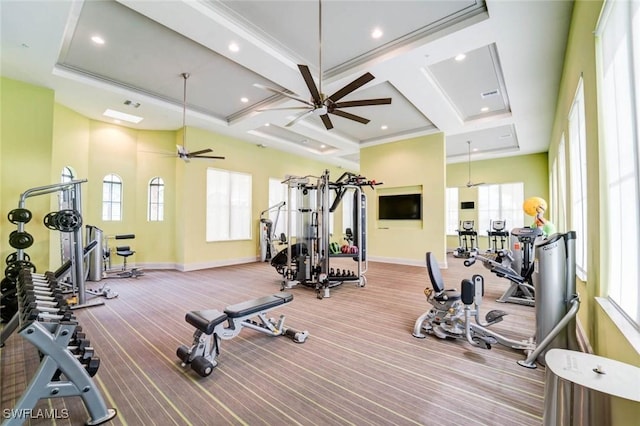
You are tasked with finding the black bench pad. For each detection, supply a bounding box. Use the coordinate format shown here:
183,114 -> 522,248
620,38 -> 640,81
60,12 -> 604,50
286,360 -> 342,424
224,293 -> 293,318
186,309 -> 228,334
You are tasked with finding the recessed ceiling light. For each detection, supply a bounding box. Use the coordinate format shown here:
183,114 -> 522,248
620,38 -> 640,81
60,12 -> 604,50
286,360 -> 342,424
480,107 -> 489,112
103,109 -> 143,124
320,144 -> 326,148
455,53 -> 466,61
91,35 -> 105,45
472,148 -> 478,152
228,42 -> 239,52
371,28 -> 383,39
265,123 -> 270,127
240,97 -> 249,103
381,125 -> 388,130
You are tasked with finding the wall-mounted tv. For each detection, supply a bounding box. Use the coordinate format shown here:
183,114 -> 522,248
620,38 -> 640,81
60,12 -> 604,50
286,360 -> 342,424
378,194 -> 422,220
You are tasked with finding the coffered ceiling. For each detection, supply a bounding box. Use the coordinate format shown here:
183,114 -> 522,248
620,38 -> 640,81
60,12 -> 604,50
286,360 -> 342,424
0,0 -> 574,169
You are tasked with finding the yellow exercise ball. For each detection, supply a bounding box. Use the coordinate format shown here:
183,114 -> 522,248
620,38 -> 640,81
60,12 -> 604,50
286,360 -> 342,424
523,197 -> 547,216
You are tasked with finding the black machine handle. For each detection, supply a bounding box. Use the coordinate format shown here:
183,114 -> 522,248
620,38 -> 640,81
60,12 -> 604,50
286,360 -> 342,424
115,234 -> 135,240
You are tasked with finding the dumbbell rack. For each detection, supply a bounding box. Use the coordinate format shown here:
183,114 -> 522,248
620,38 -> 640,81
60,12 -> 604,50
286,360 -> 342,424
1,269 -> 117,426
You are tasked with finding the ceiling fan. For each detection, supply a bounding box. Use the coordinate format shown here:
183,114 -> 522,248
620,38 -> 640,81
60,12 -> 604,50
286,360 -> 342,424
464,140 -> 485,188
255,0 -> 392,130
176,72 -> 225,162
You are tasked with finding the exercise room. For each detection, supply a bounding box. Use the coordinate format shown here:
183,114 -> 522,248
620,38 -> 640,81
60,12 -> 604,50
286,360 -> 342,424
1,1 -> 639,425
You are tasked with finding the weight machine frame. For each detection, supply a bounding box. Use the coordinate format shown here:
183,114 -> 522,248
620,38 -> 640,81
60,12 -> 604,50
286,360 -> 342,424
277,170 -> 379,298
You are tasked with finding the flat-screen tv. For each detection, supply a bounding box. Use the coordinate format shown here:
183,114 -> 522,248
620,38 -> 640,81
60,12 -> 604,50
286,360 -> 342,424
378,194 -> 422,220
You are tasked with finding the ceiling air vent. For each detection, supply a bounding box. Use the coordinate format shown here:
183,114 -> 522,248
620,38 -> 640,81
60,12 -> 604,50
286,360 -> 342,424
481,89 -> 499,99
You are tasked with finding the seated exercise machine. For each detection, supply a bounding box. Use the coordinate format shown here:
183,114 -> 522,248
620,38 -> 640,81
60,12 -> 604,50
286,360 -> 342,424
453,220 -> 478,258
413,231 -> 580,368
2,268 -> 116,425
177,292 -> 308,377
101,233 -> 143,278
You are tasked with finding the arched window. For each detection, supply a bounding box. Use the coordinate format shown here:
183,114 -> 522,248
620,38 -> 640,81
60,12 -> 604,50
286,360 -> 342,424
148,177 -> 165,221
102,174 -> 122,221
61,166 -> 75,183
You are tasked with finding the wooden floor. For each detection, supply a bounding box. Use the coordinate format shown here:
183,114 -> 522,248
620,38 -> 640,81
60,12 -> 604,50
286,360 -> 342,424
1,255 -> 546,425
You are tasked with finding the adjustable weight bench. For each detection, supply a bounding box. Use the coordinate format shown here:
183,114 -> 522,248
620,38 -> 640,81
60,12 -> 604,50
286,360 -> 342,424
177,292 -> 308,377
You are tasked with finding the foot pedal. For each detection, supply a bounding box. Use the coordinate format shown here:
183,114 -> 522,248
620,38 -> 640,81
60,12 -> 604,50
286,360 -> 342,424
433,325 -> 448,339
473,335 -> 498,349
485,309 -> 507,325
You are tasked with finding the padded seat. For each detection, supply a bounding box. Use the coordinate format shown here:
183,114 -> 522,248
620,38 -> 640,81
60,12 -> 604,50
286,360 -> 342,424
224,293 -> 293,318
426,252 -> 461,302
186,309 -> 228,335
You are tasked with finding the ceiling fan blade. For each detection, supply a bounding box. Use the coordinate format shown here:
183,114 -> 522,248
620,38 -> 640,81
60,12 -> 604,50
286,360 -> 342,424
334,98 -> 392,108
192,155 -> 226,160
298,64 -> 322,104
256,106 -> 312,112
330,109 -> 370,124
285,109 -> 315,127
320,114 -> 333,130
253,83 -> 313,106
327,72 -> 375,103
187,148 -> 213,156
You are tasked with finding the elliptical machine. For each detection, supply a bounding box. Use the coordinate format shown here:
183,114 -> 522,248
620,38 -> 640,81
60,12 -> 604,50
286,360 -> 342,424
413,231 -> 580,368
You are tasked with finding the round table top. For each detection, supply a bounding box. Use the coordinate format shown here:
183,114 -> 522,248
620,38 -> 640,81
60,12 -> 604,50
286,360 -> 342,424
545,349 -> 640,402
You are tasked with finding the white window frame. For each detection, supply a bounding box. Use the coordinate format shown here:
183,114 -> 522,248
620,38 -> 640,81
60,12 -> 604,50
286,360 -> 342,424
568,78 -> 588,281
595,0 -> 640,325
206,168 -> 252,241
556,134 -> 568,232
102,173 -> 122,221
342,189 -> 355,235
148,177 -> 165,221
268,177 -> 292,239
445,187 -> 459,235
477,183 -> 524,234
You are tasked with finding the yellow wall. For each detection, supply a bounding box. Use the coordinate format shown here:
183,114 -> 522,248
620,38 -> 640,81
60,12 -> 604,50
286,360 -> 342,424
1,78 -> 54,269
547,0 -> 639,422
360,133 -> 446,265
1,82 -> 344,271
445,152 -> 549,250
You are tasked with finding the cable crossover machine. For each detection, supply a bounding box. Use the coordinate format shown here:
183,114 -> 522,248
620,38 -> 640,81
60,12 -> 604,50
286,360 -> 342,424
270,170 -> 381,299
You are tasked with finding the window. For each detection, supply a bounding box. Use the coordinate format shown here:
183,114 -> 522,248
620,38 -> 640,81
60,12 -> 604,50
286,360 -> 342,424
596,0 -> 640,325
550,157 -> 558,227
268,177 -> 292,238
60,166 -> 76,206
148,177 -> 165,221
556,135 -> 568,232
342,189 -> 354,234
568,78 -> 588,280
61,166 -> 74,183
478,183 -> 524,233
102,174 -> 122,221
445,187 -> 459,235
206,168 -> 252,241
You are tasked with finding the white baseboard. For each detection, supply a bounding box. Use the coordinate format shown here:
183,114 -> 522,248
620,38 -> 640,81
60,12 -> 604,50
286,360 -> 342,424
177,256 -> 260,272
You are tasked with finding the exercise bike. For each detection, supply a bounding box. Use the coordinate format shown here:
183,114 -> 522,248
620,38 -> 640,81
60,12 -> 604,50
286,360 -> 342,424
413,231 -> 580,368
